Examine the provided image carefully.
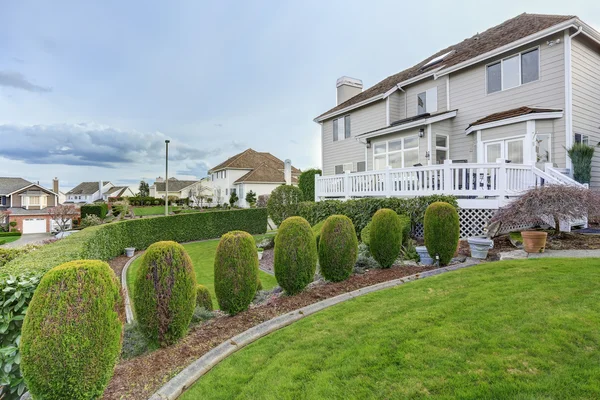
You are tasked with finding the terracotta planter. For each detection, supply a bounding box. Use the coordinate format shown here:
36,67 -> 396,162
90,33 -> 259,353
521,231 -> 548,253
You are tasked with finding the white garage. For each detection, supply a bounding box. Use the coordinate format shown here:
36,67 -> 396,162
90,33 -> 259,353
22,218 -> 48,234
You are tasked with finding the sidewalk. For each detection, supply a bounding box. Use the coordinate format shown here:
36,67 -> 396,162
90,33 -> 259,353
500,249 -> 600,260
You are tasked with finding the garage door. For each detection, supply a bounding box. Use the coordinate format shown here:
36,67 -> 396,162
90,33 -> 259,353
23,218 -> 47,234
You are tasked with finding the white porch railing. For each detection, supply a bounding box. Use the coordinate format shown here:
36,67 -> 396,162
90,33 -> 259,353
315,160 -> 580,207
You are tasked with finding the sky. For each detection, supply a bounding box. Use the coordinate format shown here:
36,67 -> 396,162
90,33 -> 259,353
1,1 -> 599,192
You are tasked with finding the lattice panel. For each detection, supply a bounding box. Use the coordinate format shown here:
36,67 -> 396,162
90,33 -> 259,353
458,208 -> 497,238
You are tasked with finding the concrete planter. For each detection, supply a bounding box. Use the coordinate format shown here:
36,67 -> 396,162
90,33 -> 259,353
257,249 -> 264,260
416,246 -> 434,265
467,237 -> 494,259
125,247 -> 135,258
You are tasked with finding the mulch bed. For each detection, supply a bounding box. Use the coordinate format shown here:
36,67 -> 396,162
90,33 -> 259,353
108,255 -> 134,282
103,263 -> 436,400
259,248 -> 274,274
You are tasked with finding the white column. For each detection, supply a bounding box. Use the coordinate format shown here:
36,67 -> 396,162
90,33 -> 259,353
314,174 -> 320,202
385,166 -> 392,198
564,30 -> 573,172
427,124 -> 433,166
443,159 -> 452,192
525,120 -> 536,165
344,171 -> 351,199
476,130 -> 483,163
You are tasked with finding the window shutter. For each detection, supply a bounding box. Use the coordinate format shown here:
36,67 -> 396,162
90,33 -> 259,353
333,119 -> 338,141
426,87 -> 438,113
338,117 -> 345,141
344,115 -> 351,138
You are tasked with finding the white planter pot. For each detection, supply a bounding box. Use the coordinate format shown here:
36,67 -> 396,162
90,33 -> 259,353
257,250 -> 264,260
416,246 -> 434,265
125,247 -> 135,257
467,237 -> 494,259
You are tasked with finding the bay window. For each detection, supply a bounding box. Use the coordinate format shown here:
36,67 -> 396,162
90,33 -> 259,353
373,135 -> 420,169
486,48 -> 539,94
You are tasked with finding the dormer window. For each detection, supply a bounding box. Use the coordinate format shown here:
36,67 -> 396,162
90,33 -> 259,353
486,48 -> 539,94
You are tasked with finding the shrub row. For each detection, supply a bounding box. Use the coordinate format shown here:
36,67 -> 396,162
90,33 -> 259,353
0,232 -> 22,237
81,203 -> 108,219
292,195 -> 458,234
1,208 -> 268,278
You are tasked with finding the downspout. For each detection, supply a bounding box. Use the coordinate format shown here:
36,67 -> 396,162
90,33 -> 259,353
564,25 -> 583,173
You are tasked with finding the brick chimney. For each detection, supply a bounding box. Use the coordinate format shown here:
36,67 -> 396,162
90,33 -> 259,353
53,177 -> 59,193
336,76 -> 363,105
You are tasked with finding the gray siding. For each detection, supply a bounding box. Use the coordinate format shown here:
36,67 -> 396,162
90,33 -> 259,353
572,35 -> 600,187
404,77 -> 448,118
321,100 -> 386,175
449,36 -> 566,165
388,91 -> 405,122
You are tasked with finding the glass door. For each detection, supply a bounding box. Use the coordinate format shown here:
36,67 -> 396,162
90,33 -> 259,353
484,142 -> 503,163
484,137 -> 525,164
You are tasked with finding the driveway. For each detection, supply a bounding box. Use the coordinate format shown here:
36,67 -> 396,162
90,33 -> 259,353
0,233 -> 53,248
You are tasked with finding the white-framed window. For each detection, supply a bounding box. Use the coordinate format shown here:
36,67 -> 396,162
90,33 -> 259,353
575,133 -> 589,145
334,165 -> 344,175
484,137 -> 524,163
486,47 -> 540,94
435,134 -> 449,164
333,115 -> 351,141
536,133 -> 552,163
356,161 -> 366,172
373,135 -> 420,170
416,87 -> 438,115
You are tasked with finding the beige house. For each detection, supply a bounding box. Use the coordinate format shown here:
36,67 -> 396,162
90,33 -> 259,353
149,177 -> 213,205
208,149 -> 300,208
315,14 -> 600,207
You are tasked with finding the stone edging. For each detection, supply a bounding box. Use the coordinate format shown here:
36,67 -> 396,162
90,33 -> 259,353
148,260 -> 480,400
121,253 -> 142,324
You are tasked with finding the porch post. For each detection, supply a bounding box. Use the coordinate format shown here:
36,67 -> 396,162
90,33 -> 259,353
385,166 -> 392,198
476,130 -> 483,164
314,174 -> 320,202
525,120 -> 535,165
344,171 -> 351,200
427,124 -> 433,166
497,159 -> 507,204
443,159 -> 452,193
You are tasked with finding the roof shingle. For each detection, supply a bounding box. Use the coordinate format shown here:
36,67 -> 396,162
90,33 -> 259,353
234,163 -> 299,184
467,106 -> 562,129
66,182 -> 109,195
153,180 -> 200,192
209,149 -> 300,174
0,177 -> 32,195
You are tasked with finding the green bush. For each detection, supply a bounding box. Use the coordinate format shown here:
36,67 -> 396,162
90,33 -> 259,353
0,274 -> 40,400
298,168 -> 322,202
20,260 -> 123,400
0,245 -> 39,268
398,214 -> 412,245
267,185 -> 303,226
312,220 -> 325,247
196,284 -> 213,311
1,208 -> 267,278
214,231 -> 258,315
134,241 -> 197,347
369,209 -> 403,268
360,222 -> 371,245
0,232 -> 21,237
318,215 -> 358,282
424,202 -> 459,266
274,217 -> 317,294
81,203 -> 108,219
80,214 -> 103,229
567,143 -> 595,184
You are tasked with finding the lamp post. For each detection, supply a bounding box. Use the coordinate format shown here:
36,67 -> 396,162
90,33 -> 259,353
165,140 -> 170,216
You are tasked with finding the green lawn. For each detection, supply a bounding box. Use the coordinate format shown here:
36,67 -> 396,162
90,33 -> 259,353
182,258 -> 600,399
132,206 -> 181,216
0,236 -> 21,245
127,233 -> 277,310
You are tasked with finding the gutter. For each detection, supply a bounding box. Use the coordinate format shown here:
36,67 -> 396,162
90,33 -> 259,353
564,24 -> 584,172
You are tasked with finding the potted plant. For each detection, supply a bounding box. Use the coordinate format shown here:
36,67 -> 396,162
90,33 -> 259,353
520,231 -> 548,253
257,247 -> 264,260
125,247 -> 135,257
467,236 -> 494,259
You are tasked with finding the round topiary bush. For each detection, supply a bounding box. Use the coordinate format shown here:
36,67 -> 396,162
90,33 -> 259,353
20,260 -> 123,400
214,231 -> 258,315
274,216 -> 317,294
424,201 -> 459,265
318,215 -> 358,282
196,284 -> 213,311
134,241 -> 197,347
369,208 -> 403,268
267,185 -> 303,226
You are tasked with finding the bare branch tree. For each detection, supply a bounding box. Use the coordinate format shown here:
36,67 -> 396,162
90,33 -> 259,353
0,209 -> 11,229
489,185 -> 600,237
47,204 -> 80,233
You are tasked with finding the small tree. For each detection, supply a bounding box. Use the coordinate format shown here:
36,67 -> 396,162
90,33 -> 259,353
298,168 -> 322,202
267,185 -> 302,225
188,181 -> 211,208
0,209 -> 11,230
229,191 -> 239,207
47,204 -> 79,232
138,180 -> 150,197
214,187 -> 223,205
567,143 -> 595,184
245,190 -> 257,207
489,185 -> 600,237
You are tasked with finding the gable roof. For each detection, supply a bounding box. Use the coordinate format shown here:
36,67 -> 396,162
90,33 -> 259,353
153,180 -> 200,193
105,186 -> 132,197
234,163 -> 299,184
0,177 -> 32,195
315,13 -> 576,121
467,106 -> 563,128
209,148 -> 301,174
66,182 -> 111,195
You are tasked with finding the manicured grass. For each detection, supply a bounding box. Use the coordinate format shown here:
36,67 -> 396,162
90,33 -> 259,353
182,258 -> 600,399
132,206 -> 181,216
0,236 -> 21,245
127,233 -> 277,310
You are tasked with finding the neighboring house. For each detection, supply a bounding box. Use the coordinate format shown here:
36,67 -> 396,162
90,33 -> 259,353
103,186 -> 136,201
0,177 -> 61,234
66,181 -> 115,204
149,177 -> 213,205
208,148 -> 300,208
314,13 -> 600,191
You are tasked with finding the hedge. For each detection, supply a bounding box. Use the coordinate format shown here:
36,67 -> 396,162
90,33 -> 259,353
424,202 -> 460,266
274,217 -> 317,294
298,168 -> 321,202
134,241 -> 196,347
318,215 -> 358,282
369,209 -> 403,268
294,195 -> 458,234
0,232 -> 22,237
1,207 -> 267,278
81,203 -> 108,219
20,260 -> 123,400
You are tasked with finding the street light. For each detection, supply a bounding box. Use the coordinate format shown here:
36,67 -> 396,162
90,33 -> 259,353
165,140 -> 170,216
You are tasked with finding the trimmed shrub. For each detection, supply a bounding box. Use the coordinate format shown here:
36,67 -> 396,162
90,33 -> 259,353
567,143 -> 595,184
80,214 -> 103,229
318,215 -> 358,282
0,232 -> 22,237
312,220 -> 325,247
369,209 -> 403,268
214,231 -> 258,315
81,203 -> 108,219
424,202 -> 460,265
20,260 -> 123,400
274,216 -> 317,294
134,241 -> 197,347
398,214 -> 412,245
196,284 -> 213,311
360,222 -> 371,245
267,185 -> 303,226
298,168 -> 322,202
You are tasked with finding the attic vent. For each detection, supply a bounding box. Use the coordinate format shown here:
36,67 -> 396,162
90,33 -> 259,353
421,50 -> 456,70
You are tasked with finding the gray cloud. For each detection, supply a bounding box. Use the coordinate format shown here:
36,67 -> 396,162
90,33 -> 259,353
176,161 -> 210,178
0,71 -> 51,92
0,122 -> 222,168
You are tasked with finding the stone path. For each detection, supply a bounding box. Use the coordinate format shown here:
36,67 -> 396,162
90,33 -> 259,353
500,249 -> 600,260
